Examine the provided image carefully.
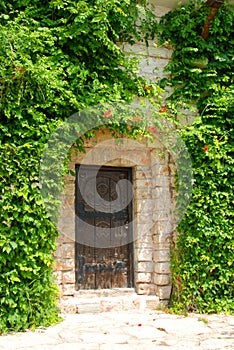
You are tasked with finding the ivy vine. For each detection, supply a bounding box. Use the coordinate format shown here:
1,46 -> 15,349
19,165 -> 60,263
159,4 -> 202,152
0,0 -> 162,333
159,0 -> 234,313
1,0 -> 232,332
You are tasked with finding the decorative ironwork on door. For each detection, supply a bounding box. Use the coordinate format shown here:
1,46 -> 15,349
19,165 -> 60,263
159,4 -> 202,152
75,165 -> 133,290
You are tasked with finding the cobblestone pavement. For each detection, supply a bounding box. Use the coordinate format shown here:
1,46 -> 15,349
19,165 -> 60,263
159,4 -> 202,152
0,310 -> 233,350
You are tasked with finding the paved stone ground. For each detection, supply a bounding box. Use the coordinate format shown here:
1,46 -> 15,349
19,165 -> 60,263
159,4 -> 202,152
0,310 -> 233,350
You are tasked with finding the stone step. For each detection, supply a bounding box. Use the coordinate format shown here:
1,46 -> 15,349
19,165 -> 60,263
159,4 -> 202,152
59,292 -> 160,314
74,287 -> 136,298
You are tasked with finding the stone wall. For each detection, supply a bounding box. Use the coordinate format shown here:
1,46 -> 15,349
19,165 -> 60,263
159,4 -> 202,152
120,6 -> 172,83
54,5 -> 176,302
55,131 -> 176,301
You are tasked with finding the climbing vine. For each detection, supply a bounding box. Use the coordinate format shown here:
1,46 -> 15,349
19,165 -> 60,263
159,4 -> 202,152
0,0 -> 162,333
1,0 -> 232,331
159,0 -> 234,313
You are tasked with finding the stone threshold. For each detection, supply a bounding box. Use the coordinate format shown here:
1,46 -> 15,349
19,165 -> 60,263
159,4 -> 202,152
58,288 -> 160,314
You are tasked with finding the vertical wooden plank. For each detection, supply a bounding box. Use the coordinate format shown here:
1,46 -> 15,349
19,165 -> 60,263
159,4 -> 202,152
75,165 -> 133,290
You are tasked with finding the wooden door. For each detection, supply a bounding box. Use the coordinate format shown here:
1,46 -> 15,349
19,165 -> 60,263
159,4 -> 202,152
75,165 -> 133,290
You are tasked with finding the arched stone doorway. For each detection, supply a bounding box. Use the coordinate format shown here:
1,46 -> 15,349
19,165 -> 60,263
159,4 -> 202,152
54,130 -> 174,302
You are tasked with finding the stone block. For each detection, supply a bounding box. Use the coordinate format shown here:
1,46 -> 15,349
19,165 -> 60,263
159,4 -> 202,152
148,45 -> 173,60
136,283 -> 152,295
100,300 -> 122,312
155,196 -> 172,212
113,140 -> 147,151
62,270 -> 75,284
122,298 -> 140,310
113,148 -> 150,165
152,235 -> 170,250
135,179 -> 151,189
123,42 -> 172,61
62,196 -> 75,208
154,262 -> 171,274
57,226 -> 75,243
152,186 -> 171,199
135,261 -> 154,273
77,301 -> 100,314
135,230 -> 153,244
139,57 -> 169,75
62,283 -> 75,296
137,151 -> 151,166
55,258 -> 75,272
135,272 -> 152,283
135,242 -> 153,253
58,299 -> 78,314
154,242 -> 171,251
136,247 -> 153,261
156,220 -> 174,235
154,273 -> 171,286
150,5 -> 172,17
144,296 -> 160,310
87,146 -> 150,167
140,64 -> 166,82
123,42 -> 148,56
135,213 -> 154,226
89,146 -> 114,164
58,209 -> 75,221
153,211 -> 172,222
136,198 -> 154,214
56,232 -> 74,244
58,216 -> 75,230
119,158 -> 136,166
151,163 -> 169,176
153,250 -> 170,262
156,285 -> 172,300
152,175 -> 171,188
134,168 -> 152,180
136,188 -> 152,199
56,243 -> 75,259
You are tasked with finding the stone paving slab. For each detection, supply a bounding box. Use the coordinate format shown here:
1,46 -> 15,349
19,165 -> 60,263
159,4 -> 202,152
59,293 -> 160,314
0,310 -> 233,350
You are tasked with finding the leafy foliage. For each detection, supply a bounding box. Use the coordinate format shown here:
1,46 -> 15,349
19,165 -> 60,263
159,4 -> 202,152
0,143 -> 60,332
160,0 -> 234,313
0,0 -> 160,332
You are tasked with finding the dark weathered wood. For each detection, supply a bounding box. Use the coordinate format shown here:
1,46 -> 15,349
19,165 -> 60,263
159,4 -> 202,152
75,166 -> 133,290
